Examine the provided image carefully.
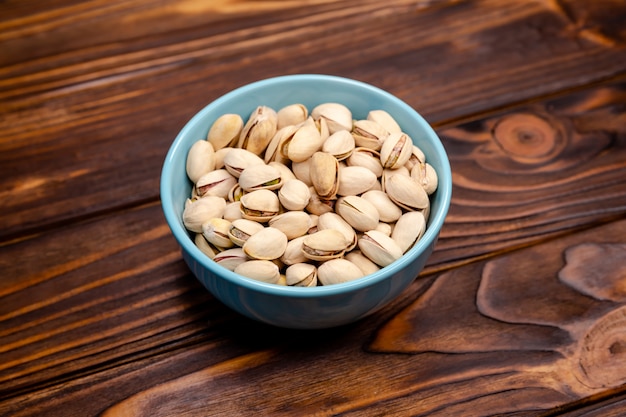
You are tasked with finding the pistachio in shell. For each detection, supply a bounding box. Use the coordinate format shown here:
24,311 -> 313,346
234,260 -> 281,284
242,227 -> 288,260
317,258 -> 364,285
207,113 -> 244,150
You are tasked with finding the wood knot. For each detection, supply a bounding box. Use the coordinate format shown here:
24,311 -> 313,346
491,113 -> 566,164
576,306 -> 626,389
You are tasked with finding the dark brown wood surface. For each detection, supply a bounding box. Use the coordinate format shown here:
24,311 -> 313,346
1,0 -> 625,415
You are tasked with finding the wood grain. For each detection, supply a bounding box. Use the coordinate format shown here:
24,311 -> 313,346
1,0 -> 625,242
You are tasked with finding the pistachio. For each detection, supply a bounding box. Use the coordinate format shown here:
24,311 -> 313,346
335,195 -> 379,232
207,114 -> 244,150
404,145 -> 427,171
384,173 -> 429,211
317,212 -> 357,252
285,263 -> 318,287
306,188 -> 335,216
268,210 -> 311,240
214,147 -> 230,169
223,201 -> 243,222
346,147 -> 383,178
345,250 -> 381,275
280,235 -> 308,266
239,189 -> 280,222
186,140 -> 216,183
310,151 -> 340,200
380,132 -> 413,169
311,102 -> 352,134
264,125 -> 297,164
375,222 -> 393,236
223,148 -> 265,178
352,119 -> 389,151
282,124 -> 324,163
227,183 -> 245,202
228,218 -> 265,246
243,227 -> 288,260
392,211 -> 426,253
337,166 -> 377,196
238,164 -> 282,192
278,179 -> 311,211
194,233 -> 219,259
366,109 -> 401,134
202,218 -> 234,249
196,169 -> 237,199
317,259 -> 364,285
268,161 -> 296,182
238,105 -> 278,155
277,103 -> 308,129
358,230 -> 403,267
302,229 -> 350,261
291,160 -> 312,186
411,162 -> 438,195
182,196 -> 227,233
234,260 -> 281,284
361,190 -> 402,223
322,129 -> 355,161
213,247 -> 248,271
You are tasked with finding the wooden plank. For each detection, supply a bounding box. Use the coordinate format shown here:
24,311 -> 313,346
1,213 -> 624,416
2,0 -> 626,240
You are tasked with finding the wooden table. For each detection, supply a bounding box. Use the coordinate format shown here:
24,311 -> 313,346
1,1 -> 625,415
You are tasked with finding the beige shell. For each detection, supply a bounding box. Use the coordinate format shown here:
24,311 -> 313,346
237,105 -> 278,156
280,235 -> 308,266
366,109 -> 401,134
306,188 -> 335,216
234,260 -> 281,284
302,229 -> 350,261
186,140 -> 216,183
268,210 -> 311,240
182,196 -> 227,233
285,263 -> 318,287
317,259 -> 364,285
404,145 -> 427,171
223,201 -> 243,222
239,189 -> 280,222
310,151 -> 340,199
268,161 -> 296,182
337,166 -> 378,196
317,212 -> 357,252
380,132 -> 413,169
213,247 -> 248,271
358,230 -> 403,267
238,164 -> 282,192
227,183 -> 245,202
345,250 -> 381,275
194,233 -> 219,260
375,222 -> 393,236
291,160 -> 312,186
384,173 -> 429,211
282,124 -> 324,163
223,148 -> 265,178
352,119 -> 389,151
228,218 -> 265,246
311,103 -> 352,134
207,114 -> 244,150
361,190 -> 403,223
346,147 -> 383,178
411,162 -> 438,195
335,195 -> 380,232
202,218 -> 234,249
214,147 -> 230,170
243,227 -> 288,260
322,129 -> 355,161
278,179 -> 311,211
264,125 -> 297,164
277,103 -> 308,129
392,211 -> 426,253
196,169 -> 237,199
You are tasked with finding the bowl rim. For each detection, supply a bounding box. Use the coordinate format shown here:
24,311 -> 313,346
160,74 -> 452,299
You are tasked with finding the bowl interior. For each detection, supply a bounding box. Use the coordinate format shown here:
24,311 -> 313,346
161,74 -> 452,297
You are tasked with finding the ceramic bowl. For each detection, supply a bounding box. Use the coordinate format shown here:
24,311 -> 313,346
160,74 -> 452,329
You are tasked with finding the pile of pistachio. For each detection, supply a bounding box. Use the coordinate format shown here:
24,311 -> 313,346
182,103 -> 438,286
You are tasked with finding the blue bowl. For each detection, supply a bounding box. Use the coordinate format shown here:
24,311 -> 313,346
161,74 -> 452,329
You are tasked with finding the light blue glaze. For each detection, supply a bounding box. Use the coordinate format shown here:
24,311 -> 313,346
161,74 -> 452,329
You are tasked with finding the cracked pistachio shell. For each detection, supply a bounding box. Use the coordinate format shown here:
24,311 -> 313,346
194,233 -> 219,260
277,104 -> 308,129
227,183 -> 245,202
346,147 -> 383,178
322,129 -> 355,161
384,173 -> 429,211
318,259 -> 364,285
223,148 -> 265,178
361,190 -> 403,223
352,119 -> 389,151
223,201 -> 243,222
404,145 -> 427,171
317,212 -> 357,252
380,132 -> 413,169
213,248 -> 248,271
380,166 -> 410,192
337,165 -> 378,196
243,227 -> 288,260
308,214 -> 319,234
411,162 -> 438,195
207,114 -> 244,150
196,169 -> 237,199
392,211 -> 426,254
345,250 -> 380,275
335,195 -> 380,232
265,125 -> 296,164
186,140 -> 216,183
292,160 -> 312,186
310,151 -> 339,199
280,235 -> 308,266
234,260 -> 281,284
358,230 -> 403,267
282,124 -> 324,163
239,189 -> 280,222
311,103 -> 353,134
182,196 -> 227,233
302,229 -> 350,261
237,105 -> 278,156
202,218 -> 234,249
228,218 -> 265,246
285,263 -> 318,287
238,164 -> 282,192
268,210 -> 311,240
278,179 -> 311,211
367,109 -> 402,134
306,188 -> 335,216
